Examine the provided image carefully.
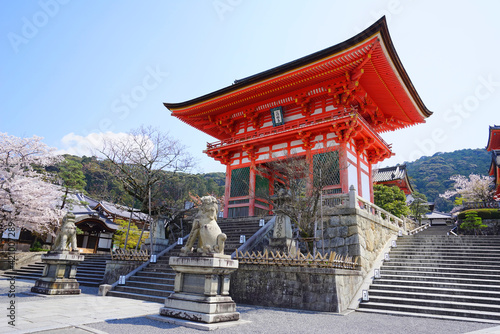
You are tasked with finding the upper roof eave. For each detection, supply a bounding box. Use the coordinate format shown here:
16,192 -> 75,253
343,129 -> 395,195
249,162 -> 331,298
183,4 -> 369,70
164,16 -> 432,119
486,125 -> 500,151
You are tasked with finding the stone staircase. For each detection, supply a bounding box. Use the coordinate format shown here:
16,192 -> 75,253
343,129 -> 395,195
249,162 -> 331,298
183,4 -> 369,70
358,227 -> 500,324
107,216 -> 267,303
2,253 -> 110,287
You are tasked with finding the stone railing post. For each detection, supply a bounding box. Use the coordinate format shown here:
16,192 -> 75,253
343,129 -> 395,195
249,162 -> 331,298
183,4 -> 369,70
348,185 -> 358,209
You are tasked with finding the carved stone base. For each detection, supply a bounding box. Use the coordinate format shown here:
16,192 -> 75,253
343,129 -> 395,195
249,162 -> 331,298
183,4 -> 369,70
143,237 -> 169,254
31,251 -> 84,295
267,237 -> 298,255
159,254 -> 239,324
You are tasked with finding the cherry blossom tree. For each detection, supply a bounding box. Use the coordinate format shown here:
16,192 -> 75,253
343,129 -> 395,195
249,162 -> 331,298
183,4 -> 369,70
0,133 -> 64,237
439,174 -> 495,204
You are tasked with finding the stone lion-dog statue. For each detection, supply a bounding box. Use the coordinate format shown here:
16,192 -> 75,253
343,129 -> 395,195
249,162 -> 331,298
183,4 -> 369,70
181,196 -> 227,255
52,213 -> 78,252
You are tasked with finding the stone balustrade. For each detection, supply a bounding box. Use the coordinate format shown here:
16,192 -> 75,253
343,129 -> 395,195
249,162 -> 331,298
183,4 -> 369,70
321,185 -> 417,234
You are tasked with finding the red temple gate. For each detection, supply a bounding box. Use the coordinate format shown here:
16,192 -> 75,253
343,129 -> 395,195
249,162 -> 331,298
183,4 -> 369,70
165,17 -> 432,218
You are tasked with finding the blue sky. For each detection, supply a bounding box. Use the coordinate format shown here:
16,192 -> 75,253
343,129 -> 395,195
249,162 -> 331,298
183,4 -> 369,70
2,0 -> 499,173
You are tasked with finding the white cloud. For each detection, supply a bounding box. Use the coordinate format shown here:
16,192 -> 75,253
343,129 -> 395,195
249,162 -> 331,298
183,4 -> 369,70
56,131 -> 131,157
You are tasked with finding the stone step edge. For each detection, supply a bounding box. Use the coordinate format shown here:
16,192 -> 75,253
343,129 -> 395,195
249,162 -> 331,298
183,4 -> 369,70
373,279 -> 500,289
374,275 -> 500,284
381,265 -> 500,271
355,307 -> 500,324
369,289 -> 500,303
367,295 -> 500,310
369,283 -> 500,296
106,291 -> 165,304
114,285 -> 174,295
382,262 -> 500,269
379,270 -> 500,279
358,301 -> 500,319
126,282 -> 175,289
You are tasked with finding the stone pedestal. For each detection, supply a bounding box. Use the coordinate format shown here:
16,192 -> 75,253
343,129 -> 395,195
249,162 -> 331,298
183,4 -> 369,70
267,237 -> 298,255
31,251 -> 84,295
159,254 -> 239,324
143,238 -> 169,254
266,213 -> 298,255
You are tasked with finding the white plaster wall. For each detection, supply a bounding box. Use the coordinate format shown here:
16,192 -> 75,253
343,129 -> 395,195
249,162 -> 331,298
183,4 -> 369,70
361,172 -> 370,202
348,163 -> 358,191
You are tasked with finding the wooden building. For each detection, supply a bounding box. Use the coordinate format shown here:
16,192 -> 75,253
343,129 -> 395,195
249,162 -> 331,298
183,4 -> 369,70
165,17 -> 432,218
71,194 -> 149,253
486,125 -> 500,200
373,164 -> 414,203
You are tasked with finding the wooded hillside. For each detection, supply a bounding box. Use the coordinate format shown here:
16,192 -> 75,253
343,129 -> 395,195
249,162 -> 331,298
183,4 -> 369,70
405,148 -> 491,212
58,155 -> 225,210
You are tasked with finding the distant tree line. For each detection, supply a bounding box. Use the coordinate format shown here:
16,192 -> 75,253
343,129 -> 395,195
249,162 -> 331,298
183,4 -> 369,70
52,155 -> 225,215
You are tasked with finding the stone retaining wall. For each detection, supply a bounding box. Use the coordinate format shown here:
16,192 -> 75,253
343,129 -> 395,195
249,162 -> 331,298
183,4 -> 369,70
316,208 -> 400,273
230,264 -> 362,313
102,260 -> 144,284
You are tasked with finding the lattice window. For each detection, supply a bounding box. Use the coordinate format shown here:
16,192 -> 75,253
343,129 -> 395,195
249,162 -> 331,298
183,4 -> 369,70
255,174 -> 270,199
228,206 -> 249,218
230,167 -> 250,197
313,151 -> 340,187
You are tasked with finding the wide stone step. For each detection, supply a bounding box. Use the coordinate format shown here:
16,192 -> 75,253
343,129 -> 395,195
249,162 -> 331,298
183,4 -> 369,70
380,269 -> 500,281
371,278 -> 500,292
388,254 -> 500,262
388,249 -> 500,256
75,272 -> 104,278
2,274 -> 38,280
77,268 -> 106,274
113,285 -> 173,297
366,295 -> 500,313
136,271 -> 175,279
369,289 -> 500,305
5,268 -> 43,275
395,239 -> 500,244
128,276 -> 175,285
386,257 -> 500,265
375,274 -> 500,286
394,244 -> 500,251
383,261 -> 500,270
79,263 -> 107,268
369,283 -> 500,299
398,235 -> 500,240
356,306 -> 500,324
358,301 -> 500,322
106,290 -> 165,304
126,281 -> 175,291
380,265 -> 500,276
372,279 -> 500,291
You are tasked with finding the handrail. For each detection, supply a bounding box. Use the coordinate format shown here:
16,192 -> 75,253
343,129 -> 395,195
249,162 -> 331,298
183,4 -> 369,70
448,226 -> 458,236
408,223 -> 430,235
231,216 -> 275,259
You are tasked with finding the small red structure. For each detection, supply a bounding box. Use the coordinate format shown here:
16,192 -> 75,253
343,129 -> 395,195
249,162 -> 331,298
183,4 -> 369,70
165,17 -> 432,218
486,125 -> 500,200
373,164 -> 414,196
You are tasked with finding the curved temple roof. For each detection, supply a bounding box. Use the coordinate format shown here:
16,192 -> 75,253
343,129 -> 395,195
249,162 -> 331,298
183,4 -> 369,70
165,17 -> 432,141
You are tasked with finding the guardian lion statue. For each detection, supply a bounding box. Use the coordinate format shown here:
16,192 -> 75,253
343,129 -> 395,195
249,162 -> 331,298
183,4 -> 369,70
52,213 -> 78,252
181,196 -> 227,255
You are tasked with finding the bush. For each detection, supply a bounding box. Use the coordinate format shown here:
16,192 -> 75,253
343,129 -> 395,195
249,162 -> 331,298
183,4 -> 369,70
30,241 -> 49,252
460,211 -> 487,235
458,209 -> 500,220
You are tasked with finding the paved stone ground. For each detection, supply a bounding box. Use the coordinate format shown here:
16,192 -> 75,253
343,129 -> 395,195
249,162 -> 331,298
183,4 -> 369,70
1,278 -> 499,334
